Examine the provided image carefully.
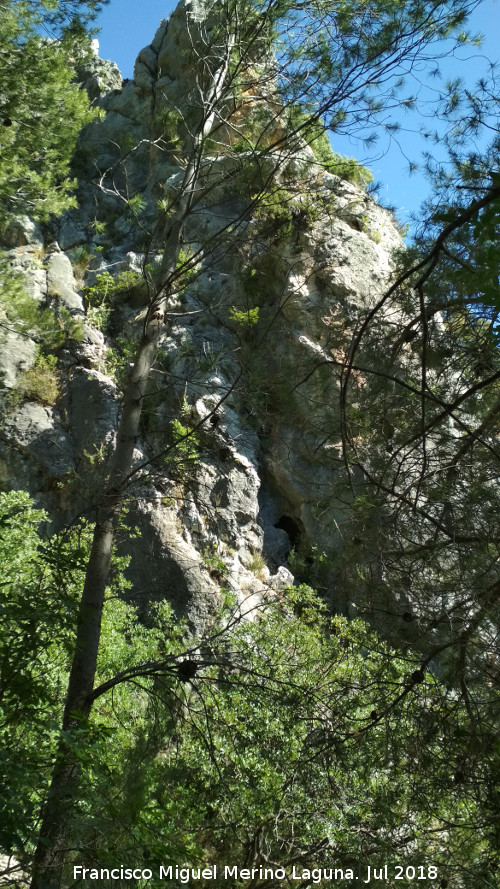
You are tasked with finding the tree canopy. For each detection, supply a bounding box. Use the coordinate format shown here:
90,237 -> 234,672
0,0 -> 104,220
1,493 -> 498,886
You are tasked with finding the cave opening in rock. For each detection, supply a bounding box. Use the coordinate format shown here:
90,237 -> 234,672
275,515 -> 301,547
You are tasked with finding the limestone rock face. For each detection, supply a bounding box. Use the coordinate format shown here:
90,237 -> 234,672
1,404 -> 75,505
0,216 -> 44,249
46,251 -> 84,316
0,333 -> 36,392
75,54 -> 122,101
0,2 -> 404,631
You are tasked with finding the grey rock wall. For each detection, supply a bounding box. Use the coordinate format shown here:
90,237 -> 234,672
0,3 -> 403,632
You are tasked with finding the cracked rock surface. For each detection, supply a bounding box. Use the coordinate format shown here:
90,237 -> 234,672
0,2 -> 403,632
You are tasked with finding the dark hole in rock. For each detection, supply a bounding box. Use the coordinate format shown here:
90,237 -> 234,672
275,515 -> 301,546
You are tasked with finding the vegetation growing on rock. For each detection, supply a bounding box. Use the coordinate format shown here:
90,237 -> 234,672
0,0 -> 499,887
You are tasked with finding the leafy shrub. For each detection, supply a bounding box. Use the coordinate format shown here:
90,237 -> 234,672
252,186 -> 294,235
315,139 -> 374,188
247,551 -> 266,574
175,246 -> 199,293
228,305 -> 260,327
252,187 -> 320,239
0,489 -> 138,853
10,350 -> 59,407
70,246 -> 92,283
202,543 -> 229,580
83,270 -> 145,332
163,411 -> 200,481
0,257 -> 82,347
83,271 -> 115,331
105,337 -> 137,389
155,107 -> 184,146
287,108 -> 373,187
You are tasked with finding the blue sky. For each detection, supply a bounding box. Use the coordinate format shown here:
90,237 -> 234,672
94,0 -> 500,228
96,1 -> 177,75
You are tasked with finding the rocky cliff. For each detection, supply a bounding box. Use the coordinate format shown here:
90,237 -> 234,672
0,1 -> 403,634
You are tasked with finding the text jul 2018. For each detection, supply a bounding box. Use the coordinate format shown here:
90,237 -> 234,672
73,864 -> 439,883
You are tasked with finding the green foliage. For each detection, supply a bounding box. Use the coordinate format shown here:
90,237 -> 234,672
8,350 -> 60,408
82,268 -> 146,386
0,489 -> 143,855
0,257 -> 83,348
4,0 -> 498,882
252,186 -> 293,233
127,193 -> 146,216
288,545 -> 307,578
155,107 -> 184,146
288,110 -> 373,187
64,587 -> 497,884
22,1 -> 108,35
228,305 -> 260,327
196,340 -> 224,374
175,246 -> 198,291
83,270 -> 145,331
289,544 -> 331,588
0,492 -> 73,850
116,269 -> 147,294
0,489 -> 182,861
83,271 -> 114,330
202,543 -> 229,580
105,336 -> 137,389
359,214 -> 382,242
0,3 -> 99,219
163,405 -> 201,481
251,187 -> 320,239
247,551 -> 266,574
90,218 -> 107,236
323,151 -> 374,188
0,491 -> 113,850
82,441 -> 109,467
332,142 -> 500,873
1,494 -> 498,885
428,190 -> 500,315
70,245 -> 92,282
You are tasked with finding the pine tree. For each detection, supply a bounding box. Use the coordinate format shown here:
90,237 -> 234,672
0,1 -> 103,220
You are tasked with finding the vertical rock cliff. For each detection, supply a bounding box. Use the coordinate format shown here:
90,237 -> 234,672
0,0 -> 403,633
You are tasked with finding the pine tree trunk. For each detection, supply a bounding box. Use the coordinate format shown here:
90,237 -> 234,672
30,26 -> 235,882
30,252 -> 179,889
29,328 -> 159,889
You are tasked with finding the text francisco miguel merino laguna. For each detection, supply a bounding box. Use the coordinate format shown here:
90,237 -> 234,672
73,864 -> 439,883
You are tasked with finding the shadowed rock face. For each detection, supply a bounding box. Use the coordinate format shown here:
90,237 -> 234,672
0,2 -> 405,635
